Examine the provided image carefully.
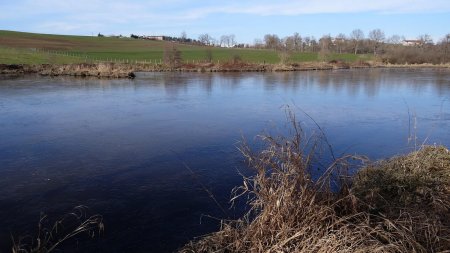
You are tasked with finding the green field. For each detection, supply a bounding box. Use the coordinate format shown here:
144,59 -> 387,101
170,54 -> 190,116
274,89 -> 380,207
0,30 -> 370,64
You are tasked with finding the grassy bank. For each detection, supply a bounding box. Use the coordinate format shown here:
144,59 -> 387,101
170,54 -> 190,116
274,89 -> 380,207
180,124 -> 450,252
0,60 -> 377,78
0,30 -> 369,65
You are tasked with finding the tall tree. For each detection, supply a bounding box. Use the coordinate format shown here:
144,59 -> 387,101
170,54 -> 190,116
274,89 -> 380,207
387,34 -> 404,44
283,36 -> 296,51
229,34 -> 236,47
180,31 -> 187,42
292,32 -> 302,51
368,29 -> 385,55
198,33 -> 213,46
350,29 -> 364,54
264,34 -> 281,49
220,35 -> 230,47
335,33 -> 346,54
163,45 -> 182,68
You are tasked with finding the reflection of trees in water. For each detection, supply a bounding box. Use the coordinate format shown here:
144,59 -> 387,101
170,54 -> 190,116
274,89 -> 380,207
161,73 -> 189,99
198,73 -> 214,94
261,69 -> 450,98
218,73 -> 248,90
434,71 -> 450,96
262,72 -> 313,92
139,69 -> 450,100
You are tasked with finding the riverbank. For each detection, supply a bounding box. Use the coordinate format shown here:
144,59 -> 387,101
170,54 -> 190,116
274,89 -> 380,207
180,129 -> 450,253
2,61 -> 449,79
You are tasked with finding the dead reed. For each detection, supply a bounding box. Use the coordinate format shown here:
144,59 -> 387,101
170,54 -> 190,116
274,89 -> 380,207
11,206 -> 103,253
180,118 -> 449,252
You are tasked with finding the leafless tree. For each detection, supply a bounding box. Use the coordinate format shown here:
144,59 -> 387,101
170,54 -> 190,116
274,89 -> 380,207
350,29 -> 364,54
418,34 -> 433,46
319,35 -> 332,50
440,34 -> 450,60
283,36 -> 296,51
219,34 -> 236,47
387,34 -> 404,44
335,33 -> 346,54
310,37 -> 318,52
303,36 -> 311,52
180,31 -> 187,42
292,32 -> 302,51
369,29 -> 385,55
254,39 -> 264,49
198,33 -> 213,46
264,34 -> 281,49
229,34 -> 236,47
446,34 -> 450,56
220,35 -> 229,47
319,35 -> 332,60
164,45 -> 182,68
205,48 -> 214,63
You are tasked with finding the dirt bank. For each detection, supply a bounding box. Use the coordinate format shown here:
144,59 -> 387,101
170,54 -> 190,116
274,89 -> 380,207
1,62 -> 449,78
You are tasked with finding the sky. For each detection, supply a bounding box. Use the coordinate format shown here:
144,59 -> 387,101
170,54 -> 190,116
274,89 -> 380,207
1,0 -> 450,43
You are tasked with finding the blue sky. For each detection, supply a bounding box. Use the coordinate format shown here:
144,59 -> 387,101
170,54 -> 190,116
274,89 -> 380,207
1,0 -> 450,43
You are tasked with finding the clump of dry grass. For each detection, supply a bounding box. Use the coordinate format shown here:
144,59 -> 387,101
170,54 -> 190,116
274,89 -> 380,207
352,146 -> 450,252
12,206 -> 103,253
180,119 -> 449,252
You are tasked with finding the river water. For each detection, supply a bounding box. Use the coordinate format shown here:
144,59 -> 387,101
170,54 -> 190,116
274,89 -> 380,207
0,69 -> 449,252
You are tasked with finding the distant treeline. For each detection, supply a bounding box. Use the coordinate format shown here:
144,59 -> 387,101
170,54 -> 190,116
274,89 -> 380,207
125,29 -> 450,64
252,30 -> 450,64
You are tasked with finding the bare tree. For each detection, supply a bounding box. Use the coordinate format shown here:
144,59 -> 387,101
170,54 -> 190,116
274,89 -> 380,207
254,39 -> 264,49
387,34 -> 404,44
164,45 -> 182,68
229,34 -> 236,47
205,49 -> 213,62
418,34 -> 433,45
198,33 -> 213,46
264,34 -> 281,49
335,33 -> 346,54
303,36 -> 311,52
445,34 -> 450,59
319,35 -> 333,60
220,35 -> 229,47
292,32 -> 302,51
310,37 -> 318,52
319,35 -> 332,50
369,29 -> 385,55
350,29 -> 364,54
180,31 -> 187,42
283,36 -> 296,51
219,34 -> 236,47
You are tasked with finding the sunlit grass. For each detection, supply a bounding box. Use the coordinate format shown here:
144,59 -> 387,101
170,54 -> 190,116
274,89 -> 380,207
0,30 -> 371,64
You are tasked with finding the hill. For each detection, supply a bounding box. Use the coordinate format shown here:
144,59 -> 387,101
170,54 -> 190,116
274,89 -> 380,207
0,30 -> 367,65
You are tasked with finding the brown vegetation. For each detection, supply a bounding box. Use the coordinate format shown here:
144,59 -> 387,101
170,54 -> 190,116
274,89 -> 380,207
12,206 -> 103,253
180,119 -> 450,252
1,60 -> 449,79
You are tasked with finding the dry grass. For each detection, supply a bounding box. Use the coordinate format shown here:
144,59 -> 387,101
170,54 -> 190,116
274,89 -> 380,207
352,146 -> 450,252
180,119 -> 450,252
11,206 -> 103,253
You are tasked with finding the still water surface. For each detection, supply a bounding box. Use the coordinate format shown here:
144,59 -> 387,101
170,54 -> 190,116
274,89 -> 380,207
0,69 -> 449,252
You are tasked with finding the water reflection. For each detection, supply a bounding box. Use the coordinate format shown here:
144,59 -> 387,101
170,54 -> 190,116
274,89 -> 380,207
0,69 -> 449,252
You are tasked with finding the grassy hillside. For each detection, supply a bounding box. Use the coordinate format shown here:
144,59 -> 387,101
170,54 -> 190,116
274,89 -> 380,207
0,30 -> 370,64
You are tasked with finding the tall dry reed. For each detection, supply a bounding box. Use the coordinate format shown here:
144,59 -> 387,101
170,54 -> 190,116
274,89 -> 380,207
180,116 -> 449,252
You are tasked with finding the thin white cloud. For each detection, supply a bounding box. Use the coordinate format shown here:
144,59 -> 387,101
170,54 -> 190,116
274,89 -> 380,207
182,0 -> 450,17
38,22 -> 102,33
1,0 -> 450,36
3,0 -> 450,20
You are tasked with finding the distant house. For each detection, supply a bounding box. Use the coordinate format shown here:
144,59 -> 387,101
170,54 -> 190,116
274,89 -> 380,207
402,40 -> 422,46
142,36 -> 166,41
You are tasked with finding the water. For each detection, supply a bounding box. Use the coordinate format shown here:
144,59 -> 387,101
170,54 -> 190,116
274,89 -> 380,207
0,69 -> 449,252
